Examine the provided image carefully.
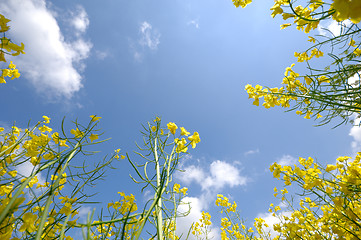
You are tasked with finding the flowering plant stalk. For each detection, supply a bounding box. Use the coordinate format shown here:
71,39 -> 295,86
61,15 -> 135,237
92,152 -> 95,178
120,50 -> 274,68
125,118 -> 199,239
237,0 -> 361,126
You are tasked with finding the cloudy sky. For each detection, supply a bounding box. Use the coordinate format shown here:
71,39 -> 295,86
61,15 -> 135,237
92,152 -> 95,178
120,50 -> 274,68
0,0 -> 358,238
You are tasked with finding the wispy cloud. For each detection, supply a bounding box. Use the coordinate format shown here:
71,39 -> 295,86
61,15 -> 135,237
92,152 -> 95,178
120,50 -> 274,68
187,18 -> 200,29
276,154 -> 297,166
244,148 -> 260,156
130,21 -> 160,62
317,19 -> 352,37
70,5 -> 89,34
139,21 -> 160,50
2,0 -> 92,99
349,117 -> 361,155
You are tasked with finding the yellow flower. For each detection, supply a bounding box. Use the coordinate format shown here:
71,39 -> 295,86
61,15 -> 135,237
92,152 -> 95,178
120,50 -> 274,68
151,126 -> 157,132
308,36 -> 316,43
318,75 -> 330,84
8,170 -> 17,177
175,138 -> 188,153
180,187 -> 188,195
43,153 -> 55,160
188,132 -> 201,148
89,133 -> 99,143
173,183 -> 180,193
180,127 -> 190,136
42,115 -> 50,123
59,139 -> 69,147
304,76 -> 312,85
167,122 -> 178,134
19,212 -> 37,232
70,128 -> 84,138
304,111 -> 312,119
90,115 -> 102,122
38,125 -> 52,133
354,48 -> 361,56
280,23 -> 291,29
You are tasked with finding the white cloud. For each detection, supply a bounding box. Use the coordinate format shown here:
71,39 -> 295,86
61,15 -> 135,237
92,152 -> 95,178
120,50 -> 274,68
178,159 -> 248,192
203,160 -> 247,190
244,148 -> 260,156
1,0 -> 92,99
130,21 -> 160,61
187,19 -> 199,29
139,21 -> 160,50
317,19 -> 352,37
175,158 -> 247,239
276,154 -> 297,166
178,165 -> 205,185
70,5 -> 89,34
349,118 -> 361,154
176,197 -> 219,240
95,50 -> 109,60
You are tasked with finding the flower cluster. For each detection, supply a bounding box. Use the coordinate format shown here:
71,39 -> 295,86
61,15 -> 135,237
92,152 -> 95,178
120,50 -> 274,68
332,0 -> 361,23
0,14 -> 24,84
0,115 -> 124,240
166,122 -> 201,153
192,211 -> 212,239
266,153 -> 361,239
107,192 -> 138,215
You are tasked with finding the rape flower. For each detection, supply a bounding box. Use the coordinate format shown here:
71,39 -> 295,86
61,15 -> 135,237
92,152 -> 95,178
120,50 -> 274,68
180,127 -> 190,136
151,126 -> 157,132
188,132 -> 201,148
167,122 -> 178,134
90,115 -> 102,122
89,133 -> 99,142
19,212 -> 37,232
175,138 -> 188,153
43,115 -> 50,123
38,125 -> 52,133
280,23 -> 291,29
8,170 -> 17,177
180,187 -> 188,195
70,128 -> 84,138
173,183 -> 180,193
59,139 -> 69,147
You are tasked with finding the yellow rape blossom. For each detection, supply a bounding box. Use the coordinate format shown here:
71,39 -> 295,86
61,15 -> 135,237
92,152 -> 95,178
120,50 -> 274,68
70,128 -> 84,138
89,133 -> 99,142
90,115 -> 102,122
232,0 -> 252,8
43,115 -> 51,123
173,183 -> 180,193
188,132 -> 201,148
180,187 -> 188,195
180,127 -> 190,136
167,122 -> 178,134
19,212 -> 38,232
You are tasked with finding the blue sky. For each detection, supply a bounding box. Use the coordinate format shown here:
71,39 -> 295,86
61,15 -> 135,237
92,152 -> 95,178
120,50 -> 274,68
1,0 -> 358,238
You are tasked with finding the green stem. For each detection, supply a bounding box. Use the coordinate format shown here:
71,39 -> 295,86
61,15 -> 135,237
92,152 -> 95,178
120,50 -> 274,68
154,138 -> 164,240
